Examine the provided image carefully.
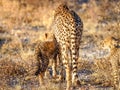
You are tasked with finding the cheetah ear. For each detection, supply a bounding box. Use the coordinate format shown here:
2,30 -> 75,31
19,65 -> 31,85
111,37 -> 120,48
45,33 -> 48,39
62,2 -> 69,9
58,2 -> 68,9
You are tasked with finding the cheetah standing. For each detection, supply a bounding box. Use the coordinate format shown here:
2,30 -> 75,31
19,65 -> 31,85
100,37 -> 120,90
95,37 -> 120,90
53,4 -> 83,89
35,33 -> 60,85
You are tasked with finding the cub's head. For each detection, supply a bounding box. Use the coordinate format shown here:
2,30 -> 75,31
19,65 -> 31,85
102,37 -> 120,49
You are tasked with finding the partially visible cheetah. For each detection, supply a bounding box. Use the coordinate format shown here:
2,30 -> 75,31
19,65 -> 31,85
35,33 -> 61,85
95,37 -> 120,90
53,4 -> 83,89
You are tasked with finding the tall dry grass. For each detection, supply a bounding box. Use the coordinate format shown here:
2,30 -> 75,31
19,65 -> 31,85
0,0 -> 66,30
0,0 -> 120,89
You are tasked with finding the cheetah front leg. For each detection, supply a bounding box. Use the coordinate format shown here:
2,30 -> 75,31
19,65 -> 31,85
110,59 -> 119,90
52,57 -> 57,78
71,40 -> 81,87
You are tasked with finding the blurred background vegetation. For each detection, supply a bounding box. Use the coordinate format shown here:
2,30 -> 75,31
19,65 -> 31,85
0,0 -> 119,90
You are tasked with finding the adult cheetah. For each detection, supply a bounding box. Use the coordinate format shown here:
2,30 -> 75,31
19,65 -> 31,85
53,4 -> 83,89
35,33 -> 61,85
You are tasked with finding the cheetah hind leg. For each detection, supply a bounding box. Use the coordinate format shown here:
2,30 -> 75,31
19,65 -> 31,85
72,74 -> 81,88
71,49 -> 81,87
52,58 -> 57,78
39,72 -> 45,85
110,60 -> 119,90
62,45 -> 72,90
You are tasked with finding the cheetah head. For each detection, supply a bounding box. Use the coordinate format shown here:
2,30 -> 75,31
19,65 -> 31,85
103,37 -> 120,49
112,37 -> 120,48
54,3 -> 69,16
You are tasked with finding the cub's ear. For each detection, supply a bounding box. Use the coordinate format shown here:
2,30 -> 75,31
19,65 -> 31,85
112,37 -> 120,48
45,33 -> 48,39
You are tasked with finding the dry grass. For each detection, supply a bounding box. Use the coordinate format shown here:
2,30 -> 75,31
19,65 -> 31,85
0,0 -> 120,90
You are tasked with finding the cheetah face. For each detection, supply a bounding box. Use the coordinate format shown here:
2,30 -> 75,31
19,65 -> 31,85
112,37 -> 120,48
102,37 -> 120,50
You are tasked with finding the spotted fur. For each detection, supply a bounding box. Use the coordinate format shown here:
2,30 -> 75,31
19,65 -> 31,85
53,4 -> 83,89
35,34 -> 60,85
96,37 -> 120,90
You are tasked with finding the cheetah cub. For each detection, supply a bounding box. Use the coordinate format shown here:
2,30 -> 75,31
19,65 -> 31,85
95,37 -> 120,90
35,33 -> 61,85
